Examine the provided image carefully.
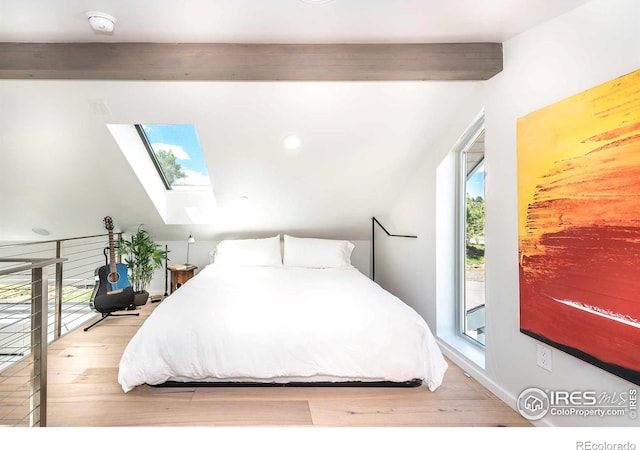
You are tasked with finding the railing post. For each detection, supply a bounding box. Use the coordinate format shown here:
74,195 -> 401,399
55,241 -> 63,339
30,266 -> 48,427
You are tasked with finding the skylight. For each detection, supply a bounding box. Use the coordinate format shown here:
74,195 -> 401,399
136,124 -> 210,190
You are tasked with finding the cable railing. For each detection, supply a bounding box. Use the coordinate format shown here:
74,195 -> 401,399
0,233 -> 120,427
0,257 -> 63,426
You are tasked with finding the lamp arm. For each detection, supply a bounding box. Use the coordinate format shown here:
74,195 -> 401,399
371,216 -> 417,282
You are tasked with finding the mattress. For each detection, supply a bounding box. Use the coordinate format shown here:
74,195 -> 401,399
118,265 -> 448,392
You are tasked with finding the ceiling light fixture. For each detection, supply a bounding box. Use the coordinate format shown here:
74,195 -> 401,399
86,11 -> 117,33
301,0 -> 335,4
283,135 -> 301,151
32,227 -> 50,236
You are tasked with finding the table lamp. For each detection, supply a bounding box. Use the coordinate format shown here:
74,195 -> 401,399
186,233 -> 195,265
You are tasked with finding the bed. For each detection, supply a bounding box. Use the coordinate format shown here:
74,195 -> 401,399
117,235 -> 448,392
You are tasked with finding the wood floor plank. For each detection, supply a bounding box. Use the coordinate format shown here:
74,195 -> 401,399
47,399 -> 313,426
49,381 -> 196,403
191,385 -> 427,402
308,398 -> 532,427
189,377 -> 487,402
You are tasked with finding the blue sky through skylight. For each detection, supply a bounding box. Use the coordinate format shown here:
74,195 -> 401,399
141,124 -> 210,188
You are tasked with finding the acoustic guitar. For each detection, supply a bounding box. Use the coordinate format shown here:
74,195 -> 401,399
90,216 -> 135,313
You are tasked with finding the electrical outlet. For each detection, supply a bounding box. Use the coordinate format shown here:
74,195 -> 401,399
537,344 -> 553,372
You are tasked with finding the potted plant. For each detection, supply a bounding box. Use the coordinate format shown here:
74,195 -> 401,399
118,226 -> 168,306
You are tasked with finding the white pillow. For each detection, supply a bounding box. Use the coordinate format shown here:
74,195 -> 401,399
208,248 -> 217,265
214,235 -> 282,267
283,235 -> 354,269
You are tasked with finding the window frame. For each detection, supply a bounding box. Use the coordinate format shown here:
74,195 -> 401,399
455,113 -> 486,348
135,124 -> 172,190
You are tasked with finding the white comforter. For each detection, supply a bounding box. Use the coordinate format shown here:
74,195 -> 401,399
118,265 -> 448,392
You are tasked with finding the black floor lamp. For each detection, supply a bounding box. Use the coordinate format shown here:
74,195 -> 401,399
371,217 -> 417,282
186,233 -> 195,265
164,244 -> 169,297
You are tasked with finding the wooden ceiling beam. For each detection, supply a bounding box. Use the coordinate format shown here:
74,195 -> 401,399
0,42 -> 502,81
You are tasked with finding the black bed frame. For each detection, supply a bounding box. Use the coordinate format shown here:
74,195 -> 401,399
149,379 -> 422,389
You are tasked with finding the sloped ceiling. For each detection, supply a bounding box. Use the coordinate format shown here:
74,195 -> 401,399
0,0 -> 591,241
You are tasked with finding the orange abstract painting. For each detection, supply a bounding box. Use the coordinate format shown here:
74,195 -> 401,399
517,69 -> 640,385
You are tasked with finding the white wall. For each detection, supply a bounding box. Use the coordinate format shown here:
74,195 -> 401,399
376,0 -> 640,427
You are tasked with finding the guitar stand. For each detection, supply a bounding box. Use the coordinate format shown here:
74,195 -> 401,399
83,310 -> 140,332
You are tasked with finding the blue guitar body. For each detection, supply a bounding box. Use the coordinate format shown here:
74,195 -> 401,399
96,263 -> 131,294
90,216 -> 135,313
113,263 -> 130,290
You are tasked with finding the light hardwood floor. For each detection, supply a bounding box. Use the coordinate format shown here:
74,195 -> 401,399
36,301 -> 531,427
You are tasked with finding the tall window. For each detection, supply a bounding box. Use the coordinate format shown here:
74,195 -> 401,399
458,121 -> 485,346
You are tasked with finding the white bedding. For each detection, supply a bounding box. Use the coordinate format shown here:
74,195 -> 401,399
118,265 -> 448,392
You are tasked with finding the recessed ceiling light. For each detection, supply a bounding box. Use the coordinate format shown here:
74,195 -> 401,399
235,196 -> 250,215
283,135 -> 301,151
86,11 -> 117,33
32,227 -> 50,236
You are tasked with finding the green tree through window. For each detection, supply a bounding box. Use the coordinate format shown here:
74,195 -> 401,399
156,149 -> 186,186
466,194 -> 485,244
466,194 -> 485,266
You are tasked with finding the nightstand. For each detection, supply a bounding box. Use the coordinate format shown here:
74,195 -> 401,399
167,265 -> 197,294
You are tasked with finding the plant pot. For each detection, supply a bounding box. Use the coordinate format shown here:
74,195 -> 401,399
133,291 -> 149,307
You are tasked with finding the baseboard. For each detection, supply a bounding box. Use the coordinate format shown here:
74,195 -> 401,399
437,338 -> 550,427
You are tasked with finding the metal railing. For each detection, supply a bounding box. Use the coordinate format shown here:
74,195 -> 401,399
0,234 -> 119,426
0,257 -> 63,426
